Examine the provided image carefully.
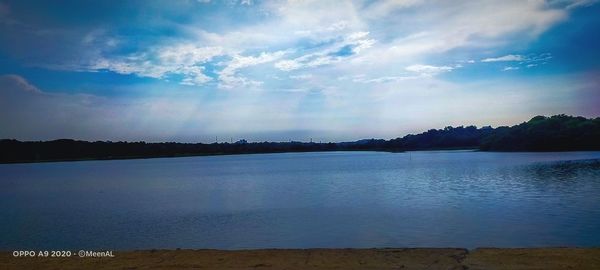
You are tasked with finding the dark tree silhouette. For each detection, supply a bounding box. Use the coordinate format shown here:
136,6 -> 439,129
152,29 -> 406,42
2,115 -> 599,163
480,115 -> 600,151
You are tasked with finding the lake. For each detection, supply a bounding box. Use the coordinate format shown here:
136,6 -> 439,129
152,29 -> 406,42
1,150 -> 600,250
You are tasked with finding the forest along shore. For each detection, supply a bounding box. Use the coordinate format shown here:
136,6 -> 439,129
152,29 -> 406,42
2,114 -> 600,164
2,248 -> 600,270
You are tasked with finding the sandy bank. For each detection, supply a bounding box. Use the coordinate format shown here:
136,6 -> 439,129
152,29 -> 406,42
2,248 -> 599,269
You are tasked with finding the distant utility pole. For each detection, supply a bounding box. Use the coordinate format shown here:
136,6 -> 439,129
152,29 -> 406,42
215,136 -> 218,143
310,138 -> 313,143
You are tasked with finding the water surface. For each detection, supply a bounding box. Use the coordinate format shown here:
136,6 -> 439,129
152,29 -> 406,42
1,151 -> 600,249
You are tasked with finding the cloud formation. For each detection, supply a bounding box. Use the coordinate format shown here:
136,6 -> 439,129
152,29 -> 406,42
0,0 -> 598,141
0,0 -> 584,87
482,55 -> 525,62
219,51 -> 288,88
405,64 -> 454,76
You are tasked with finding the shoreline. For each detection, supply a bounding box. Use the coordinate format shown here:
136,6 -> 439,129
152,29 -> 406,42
0,149 -> 400,165
5,148 -> 600,165
0,148 -> 478,165
2,247 -> 600,269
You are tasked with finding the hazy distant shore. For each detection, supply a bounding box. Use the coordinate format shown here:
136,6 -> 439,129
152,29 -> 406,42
2,248 -> 600,270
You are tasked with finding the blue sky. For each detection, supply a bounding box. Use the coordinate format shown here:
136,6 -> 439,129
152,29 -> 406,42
0,0 -> 599,142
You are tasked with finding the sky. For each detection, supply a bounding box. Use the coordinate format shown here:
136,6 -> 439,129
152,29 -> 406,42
0,0 -> 599,142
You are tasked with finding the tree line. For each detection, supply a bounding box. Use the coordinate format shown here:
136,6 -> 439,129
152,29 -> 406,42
1,114 -> 599,163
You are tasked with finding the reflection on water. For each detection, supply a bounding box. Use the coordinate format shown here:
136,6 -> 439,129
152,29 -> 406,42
1,151 -> 600,249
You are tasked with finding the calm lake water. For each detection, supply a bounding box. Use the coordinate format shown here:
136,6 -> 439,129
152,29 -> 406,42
2,151 -> 600,250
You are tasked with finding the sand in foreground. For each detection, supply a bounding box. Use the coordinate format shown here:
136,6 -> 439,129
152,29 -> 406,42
2,248 -> 600,270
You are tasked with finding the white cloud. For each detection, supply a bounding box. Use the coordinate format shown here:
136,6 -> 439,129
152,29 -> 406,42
274,60 -> 302,72
289,74 -> 313,80
274,31 -> 375,72
564,0 -> 599,9
294,21 -> 349,36
353,75 -> 420,83
480,53 -> 552,69
180,69 -> 212,85
351,0 -> 569,67
84,44 -> 226,86
362,0 -> 425,19
405,64 -> 454,76
157,45 -> 224,66
350,63 -> 459,84
481,54 -> 525,62
219,51 -> 288,88
346,31 -> 376,53
503,66 -> 520,71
